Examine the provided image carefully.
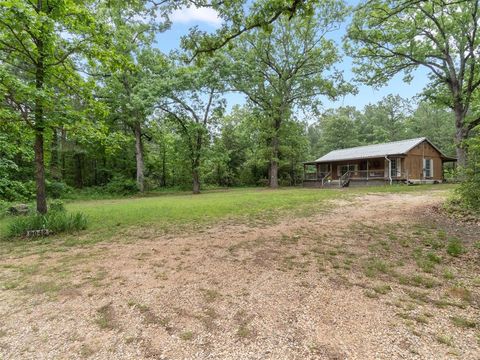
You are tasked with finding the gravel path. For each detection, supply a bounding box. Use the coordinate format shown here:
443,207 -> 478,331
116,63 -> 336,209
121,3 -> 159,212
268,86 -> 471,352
1,190 -> 479,359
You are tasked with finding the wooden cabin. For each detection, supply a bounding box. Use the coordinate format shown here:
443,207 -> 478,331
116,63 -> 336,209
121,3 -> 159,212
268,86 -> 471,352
303,137 -> 456,187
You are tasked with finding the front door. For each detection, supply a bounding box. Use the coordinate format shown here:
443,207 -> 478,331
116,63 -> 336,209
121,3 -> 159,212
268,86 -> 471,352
390,158 -> 397,177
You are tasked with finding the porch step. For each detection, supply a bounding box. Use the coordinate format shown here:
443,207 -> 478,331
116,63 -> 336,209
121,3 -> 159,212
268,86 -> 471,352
320,180 -> 349,188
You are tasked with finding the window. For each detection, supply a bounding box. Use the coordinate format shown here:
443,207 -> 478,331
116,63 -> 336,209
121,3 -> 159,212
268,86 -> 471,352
339,164 -> 356,176
424,159 -> 433,178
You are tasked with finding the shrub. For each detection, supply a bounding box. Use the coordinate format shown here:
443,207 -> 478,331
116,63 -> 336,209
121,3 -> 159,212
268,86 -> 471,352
49,199 -> 65,213
446,238 -> 465,257
46,181 -> 72,199
0,200 -> 9,219
7,211 -> 88,238
0,178 -> 34,202
456,133 -> 480,211
104,176 -> 138,195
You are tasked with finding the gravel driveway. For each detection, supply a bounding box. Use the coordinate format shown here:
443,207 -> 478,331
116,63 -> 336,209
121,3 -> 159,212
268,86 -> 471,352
1,191 -> 479,359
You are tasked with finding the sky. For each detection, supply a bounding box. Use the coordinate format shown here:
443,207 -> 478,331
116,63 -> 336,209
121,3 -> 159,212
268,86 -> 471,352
154,4 -> 430,114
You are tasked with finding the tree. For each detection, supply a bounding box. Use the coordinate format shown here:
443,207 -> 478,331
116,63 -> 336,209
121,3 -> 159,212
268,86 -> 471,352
101,51 -> 160,192
457,128 -> 480,210
225,4 -> 351,188
310,107 -> 362,156
406,101 -> 456,156
279,119 -> 310,185
347,0 -> 480,166
0,121 -> 34,201
0,0 -> 115,213
182,0 -> 333,58
149,56 -> 226,194
360,95 -> 411,143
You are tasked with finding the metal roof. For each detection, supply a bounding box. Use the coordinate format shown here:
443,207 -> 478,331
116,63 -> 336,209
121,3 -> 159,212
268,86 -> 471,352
312,137 -> 453,163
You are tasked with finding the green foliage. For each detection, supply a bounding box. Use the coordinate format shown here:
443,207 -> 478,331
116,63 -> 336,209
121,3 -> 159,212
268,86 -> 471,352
49,200 -> 66,213
456,133 -> 480,211
446,238 -> 465,257
223,7 -> 352,186
406,103 -> 456,157
0,0 -> 466,204
309,106 -> 363,156
7,211 -> 88,239
307,98 -> 455,159
46,181 -> 73,200
347,0 -> 480,166
0,129 -> 34,201
0,200 -> 9,220
104,176 -> 139,195
0,178 -> 34,202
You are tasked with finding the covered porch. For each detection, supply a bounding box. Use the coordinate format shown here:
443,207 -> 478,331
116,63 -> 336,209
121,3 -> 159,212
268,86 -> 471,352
303,157 -> 409,187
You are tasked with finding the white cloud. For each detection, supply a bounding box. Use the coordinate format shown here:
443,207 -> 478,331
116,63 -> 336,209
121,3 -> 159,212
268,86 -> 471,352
170,6 -> 222,27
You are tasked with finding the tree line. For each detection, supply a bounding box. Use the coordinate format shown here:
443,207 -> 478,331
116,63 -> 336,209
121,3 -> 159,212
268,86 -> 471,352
1,0 -> 479,213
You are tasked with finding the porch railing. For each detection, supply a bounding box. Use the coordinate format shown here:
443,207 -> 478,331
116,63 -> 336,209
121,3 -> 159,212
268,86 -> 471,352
305,169 -> 410,183
304,171 -> 330,181
321,171 -> 331,186
339,171 -> 350,187
343,170 -> 409,180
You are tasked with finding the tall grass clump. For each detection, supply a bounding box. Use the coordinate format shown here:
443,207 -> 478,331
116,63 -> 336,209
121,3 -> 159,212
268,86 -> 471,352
453,135 -> 480,212
7,206 -> 87,239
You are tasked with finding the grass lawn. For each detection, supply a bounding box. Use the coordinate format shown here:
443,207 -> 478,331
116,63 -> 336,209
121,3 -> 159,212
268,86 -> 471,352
2,183 -> 479,360
0,184 -> 455,244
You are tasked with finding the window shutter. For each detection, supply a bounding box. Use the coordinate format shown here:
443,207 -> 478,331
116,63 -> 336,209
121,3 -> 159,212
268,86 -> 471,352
423,158 -> 426,177
430,159 -> 433,177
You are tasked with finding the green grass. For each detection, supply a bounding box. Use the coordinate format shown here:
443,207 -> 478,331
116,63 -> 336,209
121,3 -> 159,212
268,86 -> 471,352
0,184 -> 456,242
450,316 -> 477,329
436,333 -> 454,347
7,211 -> 87,238
446,238 -> 465,257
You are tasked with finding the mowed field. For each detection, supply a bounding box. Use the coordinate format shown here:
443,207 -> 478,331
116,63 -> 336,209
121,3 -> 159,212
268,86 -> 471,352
0,185 -> 479,359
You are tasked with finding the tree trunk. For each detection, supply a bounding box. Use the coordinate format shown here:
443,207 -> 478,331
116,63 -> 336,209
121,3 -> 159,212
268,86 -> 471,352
269,118 -> 281,189
269,157 -> 279,188
161,145 -> 167,187
192,130 -> 203,194
93,159 -> 98,186
34,130 -> 47,214
451,95 -> 474,169
192,166 -> 200,194
50,128 -> 60,181
134,122 -> 145,192
60,127 -> 66,180
454,108 -> 468,168
290,159 -> 295,186
74,152 -> 83,188
34,28 -> 47,214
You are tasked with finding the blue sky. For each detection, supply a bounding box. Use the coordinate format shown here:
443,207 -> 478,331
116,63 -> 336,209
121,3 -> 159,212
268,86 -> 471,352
154,4 -> 430,114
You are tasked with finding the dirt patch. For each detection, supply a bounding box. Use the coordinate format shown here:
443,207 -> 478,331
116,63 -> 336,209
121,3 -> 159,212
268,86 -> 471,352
1,190 -> 479,359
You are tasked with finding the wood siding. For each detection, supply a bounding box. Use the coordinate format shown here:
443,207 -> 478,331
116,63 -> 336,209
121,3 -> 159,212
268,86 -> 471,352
309,140 -> 446,183
403,141 -> 443,180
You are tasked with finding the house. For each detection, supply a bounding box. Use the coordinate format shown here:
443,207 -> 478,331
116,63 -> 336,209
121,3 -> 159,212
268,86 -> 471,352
303,137 -> 456,187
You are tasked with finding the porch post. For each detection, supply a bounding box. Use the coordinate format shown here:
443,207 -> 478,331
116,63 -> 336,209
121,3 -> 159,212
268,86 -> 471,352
316,163 -> 319,180
366,160 -> 369,181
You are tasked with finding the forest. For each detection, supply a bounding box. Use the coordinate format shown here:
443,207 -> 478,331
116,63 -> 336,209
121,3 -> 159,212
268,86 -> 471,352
2,2 -> 480,358
1,0 -> 479,213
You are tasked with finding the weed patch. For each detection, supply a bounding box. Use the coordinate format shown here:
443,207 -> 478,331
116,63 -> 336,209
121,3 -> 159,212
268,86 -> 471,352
180,331 -> 194,340
436,334 -> 454,347
96,303 -> 117,330
446,238 -> 465,257
363,258 -> 392,278
450,316 -> 477,329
